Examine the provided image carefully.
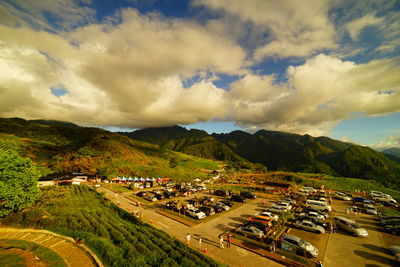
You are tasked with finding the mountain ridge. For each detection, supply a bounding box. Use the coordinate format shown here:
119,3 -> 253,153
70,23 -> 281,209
125,125 -> 400,189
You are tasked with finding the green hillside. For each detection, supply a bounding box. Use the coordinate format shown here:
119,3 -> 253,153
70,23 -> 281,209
0,118 -> 219,180
382,148 -> 400,163
121,126 -> 246,162
128,126 -> 400,190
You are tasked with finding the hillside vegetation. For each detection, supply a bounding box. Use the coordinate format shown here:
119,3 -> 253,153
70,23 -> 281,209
1,186 -> 220,267
127,126 -> 400,190
0,118 -> 219,180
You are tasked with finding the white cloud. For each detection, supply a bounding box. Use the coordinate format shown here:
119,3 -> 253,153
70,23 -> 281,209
194,0 -> 337,60
226,54 -> 400,135
0,8 -> 246,128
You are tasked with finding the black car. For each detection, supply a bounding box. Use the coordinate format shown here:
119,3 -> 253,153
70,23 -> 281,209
220,200 -> 234,207
215,189 -> 230,197
199,206 -> 215,216
244,221 -> 269,234
211,203 -> 224,212
154,193 -> 165,200
231,195 -> 246,203
240,191 -> 256,199
136,191 -> 147,197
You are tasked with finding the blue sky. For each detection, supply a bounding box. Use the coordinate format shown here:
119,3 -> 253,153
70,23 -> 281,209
0,0 -> 399,148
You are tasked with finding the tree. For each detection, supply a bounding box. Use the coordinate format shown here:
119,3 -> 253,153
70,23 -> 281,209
0,151 -> 41,217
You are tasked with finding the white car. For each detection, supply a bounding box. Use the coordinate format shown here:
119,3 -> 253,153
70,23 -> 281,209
187,208 -> 206,219
272,202 -> 292,211
335,192 -> 351,201
363,204 -> 378,215
298,211 -> 326,222
256,211 -> 279,221
295,220 -> 325,234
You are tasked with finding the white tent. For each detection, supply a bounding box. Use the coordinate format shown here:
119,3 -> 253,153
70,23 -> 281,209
194,178 -> 201,183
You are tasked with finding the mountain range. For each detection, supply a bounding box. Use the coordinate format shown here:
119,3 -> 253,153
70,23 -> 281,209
122,126 -> 400,189
1,117 -> 399,190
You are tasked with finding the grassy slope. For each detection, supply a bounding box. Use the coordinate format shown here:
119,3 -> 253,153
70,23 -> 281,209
0,118 -> 220,180
0,186 -> 220,267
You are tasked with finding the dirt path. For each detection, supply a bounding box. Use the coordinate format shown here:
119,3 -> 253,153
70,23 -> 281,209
0,228 -> 102,267
98,187 -> 283,267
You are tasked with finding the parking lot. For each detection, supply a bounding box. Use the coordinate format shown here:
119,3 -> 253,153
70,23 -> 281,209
99,185 -> 400,267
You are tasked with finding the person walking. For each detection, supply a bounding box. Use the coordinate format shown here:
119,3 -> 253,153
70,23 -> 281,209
186,233 -> 191,246
271,240 -> 276,253
219,235 -> 224,248
199,236 -> 202,250
329,222 -> 334,234
226,234 -> 231,248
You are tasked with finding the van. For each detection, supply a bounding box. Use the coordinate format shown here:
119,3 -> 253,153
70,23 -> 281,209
334,216 -> 368,237
305,199 -> 332,212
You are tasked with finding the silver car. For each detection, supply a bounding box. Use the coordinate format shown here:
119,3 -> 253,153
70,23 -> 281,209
334,216 -> 368,237
295,220 -> 325,234
236,225 -> 264,239
281,233 -> 319,257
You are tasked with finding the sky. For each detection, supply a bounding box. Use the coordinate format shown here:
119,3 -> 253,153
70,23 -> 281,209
0,0 -> 399,148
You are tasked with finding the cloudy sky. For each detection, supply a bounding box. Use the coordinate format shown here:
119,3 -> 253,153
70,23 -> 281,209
0,0 -> 399,148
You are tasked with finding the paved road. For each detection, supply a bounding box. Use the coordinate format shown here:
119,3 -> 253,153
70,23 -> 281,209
0,228 -> 101,267
98,187 -> 283,267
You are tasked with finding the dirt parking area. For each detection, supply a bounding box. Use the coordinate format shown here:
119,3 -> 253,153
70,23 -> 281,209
322,199 -> 400,267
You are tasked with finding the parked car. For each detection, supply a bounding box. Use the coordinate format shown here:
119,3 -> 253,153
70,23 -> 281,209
303,208 -> 329,219
255,211 -> 279,221
136,191 -> 147,197
240,191 -> 257,199
281,234 -> 319,257
154,193 -> 165,200
215,189 -> 230,197
215,202 -> 230,211
220,199 -> 233,207
231,195 -> 246,203
381,216 -> 400,224
295,220 -> 325,234
211,203 -> 224,213
247,215 -> 272,226
363,203 -> 378,215
389,245 -> 400,261
244,221 -> 270,233
335,192 -> 351,201
187,208 -> 206,219
199,206 -> 215,216
385,224 -> 400,235
298,211 -> 326,222
145,195 -> 157,202
265,206 -> 287,214
280,198 -> 297,205
272,201 -> 292,211
334,216 -> 368,237
235,226 -> 264,239
296,216 -> 328,229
